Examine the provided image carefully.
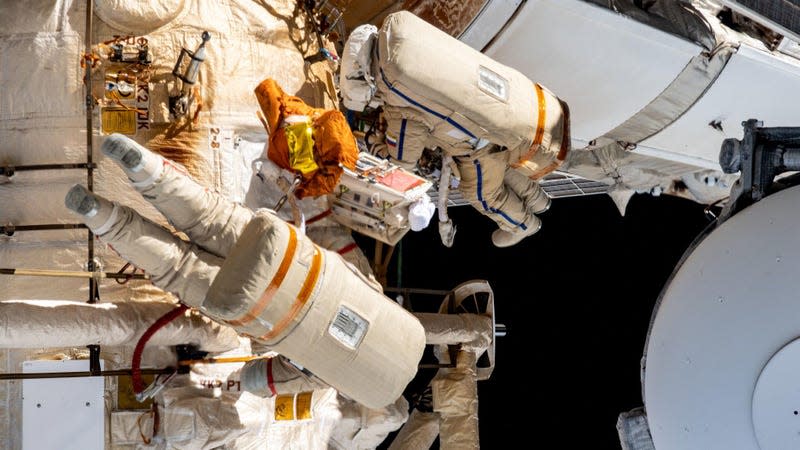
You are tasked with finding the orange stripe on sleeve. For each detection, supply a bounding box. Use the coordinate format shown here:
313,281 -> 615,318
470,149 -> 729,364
227,224 -> 298,327
258,246 -> 323,341
513,83 -> 547,167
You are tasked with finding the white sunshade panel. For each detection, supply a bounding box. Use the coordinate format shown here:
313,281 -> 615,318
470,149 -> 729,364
483,0 -> 700,145
458,0 -> 524,51
639,43 -> 800,169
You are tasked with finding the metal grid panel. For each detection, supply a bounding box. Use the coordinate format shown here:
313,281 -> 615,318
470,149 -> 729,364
538,171 -> 610,198
428,171 -> 609,207
723,0 -> 800,41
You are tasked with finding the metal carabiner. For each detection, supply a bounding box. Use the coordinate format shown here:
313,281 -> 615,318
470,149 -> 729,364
273,175 -> 302,213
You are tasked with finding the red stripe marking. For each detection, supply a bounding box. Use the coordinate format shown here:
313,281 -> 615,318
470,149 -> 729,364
266,358 -> 277,396
337,242 -> 358,255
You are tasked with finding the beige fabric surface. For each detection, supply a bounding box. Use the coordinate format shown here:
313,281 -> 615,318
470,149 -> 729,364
90,160 -> 231,308
339,24 -> 380,112
377,11 -> 567,166
387,409 -> 441,450
330,395 -> 410,450
382,106 -> 437,167
0,2 -> 353,449
388,349 -> 482,450
240,356 -> 328,398
414,312 -> 492,354
366,10 -> 567,234
378,11 -> 536,152
207,211 -> 426,409
77,149 -> 424,411
432,350 -> 479,450
454,147 -> 540,232
148,384 -> 344,449
159,387 -> 249,449
0,300 -> 239,352
93,0 -> 188,34
137,160 -> 254,259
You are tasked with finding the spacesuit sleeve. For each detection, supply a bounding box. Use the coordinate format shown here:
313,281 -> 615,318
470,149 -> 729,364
382,107 -> 431,169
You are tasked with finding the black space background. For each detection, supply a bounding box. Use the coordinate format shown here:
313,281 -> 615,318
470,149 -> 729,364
363,192 -> 712,449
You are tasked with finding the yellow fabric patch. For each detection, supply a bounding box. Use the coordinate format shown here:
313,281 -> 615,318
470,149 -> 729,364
274,394 -> 295,421
274,391 -> 313,421
284,122 -> 318,175
296,392 -> 313,420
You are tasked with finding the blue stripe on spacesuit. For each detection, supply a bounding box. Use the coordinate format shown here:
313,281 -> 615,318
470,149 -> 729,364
398,119 -> 407,160
474,160 -> 526,230
379,69 -> 477,140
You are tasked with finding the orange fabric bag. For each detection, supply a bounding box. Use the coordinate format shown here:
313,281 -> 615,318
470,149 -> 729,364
255,78 -> 358,198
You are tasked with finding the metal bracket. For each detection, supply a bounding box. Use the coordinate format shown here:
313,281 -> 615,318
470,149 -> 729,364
87,345 -> 101,376
136,369 -> 178,402
0,163 -> 97,178
718,119 -> 800,221
1,223 -> 87,236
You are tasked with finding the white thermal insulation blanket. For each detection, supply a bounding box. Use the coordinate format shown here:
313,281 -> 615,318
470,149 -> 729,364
0,300 -> 239,352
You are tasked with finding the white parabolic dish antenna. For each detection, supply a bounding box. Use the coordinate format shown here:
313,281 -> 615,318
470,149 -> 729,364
644,183 -> 800,450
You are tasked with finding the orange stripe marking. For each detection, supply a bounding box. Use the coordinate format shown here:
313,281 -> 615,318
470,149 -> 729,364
528,100 -> 571,180
258,246 -> 323,341
227,224 -> 298,326
513,83 -> 547,167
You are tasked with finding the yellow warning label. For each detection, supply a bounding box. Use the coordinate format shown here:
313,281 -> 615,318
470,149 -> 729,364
274,392 -> 313,421
274,394 -> 295,421
101,108 -> 137,135
296,391 -> 312,420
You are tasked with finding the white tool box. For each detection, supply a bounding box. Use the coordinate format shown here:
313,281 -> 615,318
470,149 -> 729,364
329,152 -> 432,245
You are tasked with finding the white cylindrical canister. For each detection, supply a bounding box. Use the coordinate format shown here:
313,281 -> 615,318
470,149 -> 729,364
204,211 -> 426,409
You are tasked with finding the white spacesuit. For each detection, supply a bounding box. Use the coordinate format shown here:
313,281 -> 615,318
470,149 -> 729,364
65,134 -> 426,410
340,11 -> 571,247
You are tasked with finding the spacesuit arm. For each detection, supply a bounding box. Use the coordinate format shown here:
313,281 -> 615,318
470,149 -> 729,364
382,108 -> 431,169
